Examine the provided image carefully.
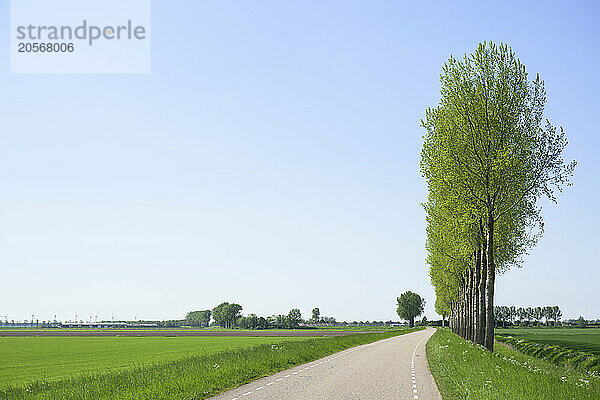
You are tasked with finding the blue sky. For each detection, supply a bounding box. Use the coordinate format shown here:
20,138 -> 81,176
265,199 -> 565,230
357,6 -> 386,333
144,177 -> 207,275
1,1 -> 598,323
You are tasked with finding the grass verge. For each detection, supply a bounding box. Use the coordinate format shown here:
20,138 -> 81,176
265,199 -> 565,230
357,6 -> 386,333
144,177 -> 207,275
427,328 -> 600,400
0,328 -> 421,400
496,335 -> 600,377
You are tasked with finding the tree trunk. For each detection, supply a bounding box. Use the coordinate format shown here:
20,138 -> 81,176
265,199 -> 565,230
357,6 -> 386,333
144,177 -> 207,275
467,269 -> 473,341
465,271 -> 470,341
454,303 -> 458,334
458,292 -> 462,337
462,283 -> 466,339
474,251 -> 481,344
485,214 -> 495,351
459,281 -> 464,338
472,265 -> 477,342
478,248 -> 487,346
471,267 -> 476,342
452,302 -> 457,333
464,282 -> 468,339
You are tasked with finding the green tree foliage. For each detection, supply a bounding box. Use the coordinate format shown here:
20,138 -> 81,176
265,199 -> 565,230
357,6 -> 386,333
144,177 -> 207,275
435,296 -> 450,327
543,306 -> 553,326
237,313 -> 268,329
421,42 -> 575,350
526,307 -> 534,324
517,307 -> 527,322
552,306 -> 562,326
534,307 -> 543,325
185,310 -> 211,327
273,314 -> 288,329
287,309 -> 303,328
212,302 -> 243,329
311,308 -> 320,323
396,291 -> 425,327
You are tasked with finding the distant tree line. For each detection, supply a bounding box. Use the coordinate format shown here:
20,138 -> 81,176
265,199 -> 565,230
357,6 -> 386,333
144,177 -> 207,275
238,308 -> 303,330
180,303 -> 341,330
494,305 -> 562,327
307,308 -> 337,324
176,302 -> 405,330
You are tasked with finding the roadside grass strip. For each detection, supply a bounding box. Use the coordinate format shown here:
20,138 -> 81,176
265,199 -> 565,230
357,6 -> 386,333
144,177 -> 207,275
0,328 -> 420,400
427,328 -> 600,400
496,334 -> 600,376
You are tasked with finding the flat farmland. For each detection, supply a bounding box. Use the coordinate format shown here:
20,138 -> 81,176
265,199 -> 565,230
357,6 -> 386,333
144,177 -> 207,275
0,329 -> 418,400
495,327 -> 600,355
0,336 -> 307,388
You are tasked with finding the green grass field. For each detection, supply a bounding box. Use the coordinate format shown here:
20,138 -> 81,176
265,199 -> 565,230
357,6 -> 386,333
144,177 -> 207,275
0,336 -> 306,388
427,328 -> 600,400
0,328 -> 420,400
495,327 -> 600,355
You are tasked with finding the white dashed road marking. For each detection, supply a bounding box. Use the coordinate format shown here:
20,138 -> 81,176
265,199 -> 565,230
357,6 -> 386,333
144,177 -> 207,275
410,333 -> 429,400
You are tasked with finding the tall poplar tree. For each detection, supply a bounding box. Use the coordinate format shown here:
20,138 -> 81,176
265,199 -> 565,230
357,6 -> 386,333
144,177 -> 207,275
421,42 -> 575,350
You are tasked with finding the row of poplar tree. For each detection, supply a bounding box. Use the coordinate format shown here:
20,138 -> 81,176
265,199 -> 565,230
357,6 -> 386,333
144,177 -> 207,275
494,305 -> 562,327
420,42 -> 575,351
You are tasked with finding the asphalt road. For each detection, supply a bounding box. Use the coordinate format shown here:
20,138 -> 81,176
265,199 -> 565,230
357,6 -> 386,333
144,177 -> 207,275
210,327 -> 442,400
